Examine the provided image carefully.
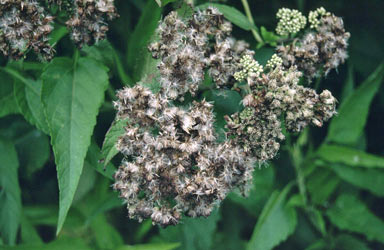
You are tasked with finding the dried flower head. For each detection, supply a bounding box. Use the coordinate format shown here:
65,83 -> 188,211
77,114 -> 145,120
228,59 -> 337,161
276,8 -> 307,36
0,0 -> 54,60
113,84 -> 254,227
149,7 -> 250,99
277,12 -> 350,79
66,0 -> 118,47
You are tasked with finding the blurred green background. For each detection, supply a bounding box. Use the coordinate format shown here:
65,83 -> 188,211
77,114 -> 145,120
0,0 -> 384,249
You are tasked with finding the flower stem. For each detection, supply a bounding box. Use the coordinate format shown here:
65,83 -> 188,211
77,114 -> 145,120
241,0 -> 264,44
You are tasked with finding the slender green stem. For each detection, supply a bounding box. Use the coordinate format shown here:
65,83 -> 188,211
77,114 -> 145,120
241,0 -> 264,44
290,137 -> 308,206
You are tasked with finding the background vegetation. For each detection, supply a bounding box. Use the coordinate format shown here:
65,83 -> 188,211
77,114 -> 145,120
1,0 -> 384,249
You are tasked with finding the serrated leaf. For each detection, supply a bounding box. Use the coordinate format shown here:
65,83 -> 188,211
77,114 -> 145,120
0,71 -> 19,118
306,167 -> 340,205
316,144 -> 384,168
116,243 -> 181,250
197,3 -> 256,31
127,0 -> 161,81
101,118 -> 128,168
0,139 -> 22,246
333,234 -> 372,250
41,56 -> 109,235
327,163 -> 384,197
327,194 -> 384,244
87,141 -> 116,180
160,209 -> 220,250
247,183 -> 297,250
326,62 -> 384,145
3,67 -> 49,134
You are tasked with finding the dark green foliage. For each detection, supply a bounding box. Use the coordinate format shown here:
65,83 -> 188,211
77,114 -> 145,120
0,0 -> 383,249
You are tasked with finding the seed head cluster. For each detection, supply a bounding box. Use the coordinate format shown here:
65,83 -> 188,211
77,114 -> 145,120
148,7 -> 249,100
275,8 -> 307,36
227,62 -> 337,161
0,0 -> 54,60
278,11 -> 350,79
113,85 -> 254,227
66,0 -> 118,47
225,61 -> 336,162
113,6 -> 345,227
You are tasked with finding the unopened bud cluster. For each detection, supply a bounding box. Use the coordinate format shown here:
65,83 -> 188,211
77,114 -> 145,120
308,7 -> 330,29
66,0 -> 118,47
148,7 -> 249,100
277,8 -> 350,79
0,0 -> 54,60
276,8 -> 307,36
233,54 -> 263,81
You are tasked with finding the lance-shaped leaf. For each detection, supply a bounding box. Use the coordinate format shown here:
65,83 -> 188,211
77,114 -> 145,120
327,194 -> 384,244
326,63 -> 384,145
0,71 -> 19,118
247,183 -> 297,250
41,56 -> 109,235
0,139 -> 22,246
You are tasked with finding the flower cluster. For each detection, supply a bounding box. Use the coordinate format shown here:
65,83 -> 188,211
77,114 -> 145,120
0,0 -> 54,60
66,0 -> 118,47
277,10 -> 350,79
308,7 -> 330,29
228,59 -> 336,161
276,8 -> 307,36
148,7 -> 249,100
233,53 -> 264,81
113,6 -> 343,227
113,85 -> 254,227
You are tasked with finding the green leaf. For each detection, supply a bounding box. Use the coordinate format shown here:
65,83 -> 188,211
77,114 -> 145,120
87,141 -> 117,180
82,40 -> 114,69
326,62 -> 384,145
0,236 -> 91,250
20,215 -> 42,244
0,139 -> 22,246
49,25 -> 68,46
116,243 -> 181,250
247,183 -> 297,250
197,4 -> 256,31
333,234 -> 372,250
228,166 -> 275,216
101,118 -> 129,168
340,64 -> 355,103
90,214 -> 124,250
2,67 -> 49,134
15,129 -> 50,176
316,144 -> 384,168
306,167 -> 340,205
260,26 -> 280,47
327,164 -> 384,197
127,0 -> 161,81
0,71 -> 19,118
160,209 -> 220,250
41,56 -> 109,235
202,89 -> 243,115
327,194 -> 384,244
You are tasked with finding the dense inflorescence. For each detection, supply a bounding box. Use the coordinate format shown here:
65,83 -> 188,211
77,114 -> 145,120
113,85 -> 254,227
226,55 -> 337,161
66,0 -> 118,47
148,8 -> 249,100
275,8 -> 307,36
113,6 -> 345,227
277,11 -> 350,79
0,0 -> 54,60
